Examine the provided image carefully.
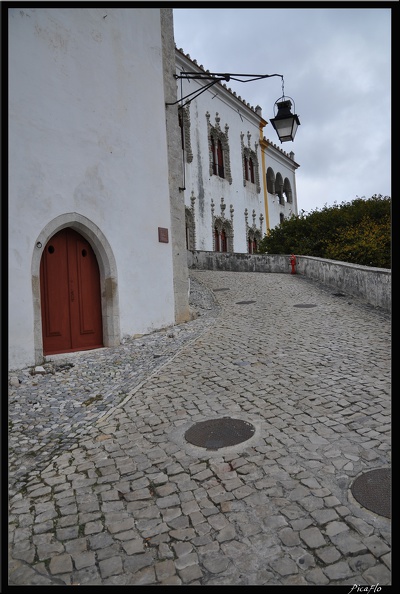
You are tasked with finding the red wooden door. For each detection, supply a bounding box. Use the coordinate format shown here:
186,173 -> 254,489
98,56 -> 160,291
40,228 -> 103,355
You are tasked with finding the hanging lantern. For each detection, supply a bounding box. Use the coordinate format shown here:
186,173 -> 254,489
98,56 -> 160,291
270,98 -> 300,143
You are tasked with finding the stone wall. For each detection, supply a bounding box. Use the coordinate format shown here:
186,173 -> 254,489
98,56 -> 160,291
187,251 -> 391,312
161,8 -> 191,324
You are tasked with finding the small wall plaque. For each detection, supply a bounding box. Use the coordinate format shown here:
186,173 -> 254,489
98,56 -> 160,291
158,227 -> 169,243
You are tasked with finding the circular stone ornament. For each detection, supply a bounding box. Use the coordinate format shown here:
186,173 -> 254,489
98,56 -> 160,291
185,418 -> 255,450
350,468 -> 391,518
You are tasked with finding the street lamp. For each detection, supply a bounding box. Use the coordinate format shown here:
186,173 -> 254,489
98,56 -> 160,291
269,98 -> 300,143
167,70 -> 300,144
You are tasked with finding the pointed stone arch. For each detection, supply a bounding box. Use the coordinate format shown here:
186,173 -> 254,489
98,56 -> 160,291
31,212 -> 120,365
213,217 -> 233,252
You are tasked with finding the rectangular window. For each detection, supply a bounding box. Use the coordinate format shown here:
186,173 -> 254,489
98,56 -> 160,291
214,228 -> 220,251
217,140 -> 224,178
221,230 -> 227,252
244,156 -> 249,181
249,158 -> 255,183
211,138 -> 217,175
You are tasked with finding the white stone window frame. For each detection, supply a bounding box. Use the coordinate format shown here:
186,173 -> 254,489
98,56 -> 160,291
241,132 -> 261,193
206,112 -> 232,184
211,197 -> 234,252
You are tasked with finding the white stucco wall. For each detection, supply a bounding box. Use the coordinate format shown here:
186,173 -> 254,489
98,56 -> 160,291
9,8 -> 176,370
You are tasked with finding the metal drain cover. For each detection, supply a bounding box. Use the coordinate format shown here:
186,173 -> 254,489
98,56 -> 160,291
185,418 -> 255,450
213,288 -> 230,292
351,468 -> 391,518
293,304 -> 317,308
236,300 -> 256,305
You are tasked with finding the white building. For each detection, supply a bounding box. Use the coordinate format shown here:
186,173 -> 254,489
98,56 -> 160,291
175,48 -> 300,253
8,8 -> 301,372
8,8 -> 190,371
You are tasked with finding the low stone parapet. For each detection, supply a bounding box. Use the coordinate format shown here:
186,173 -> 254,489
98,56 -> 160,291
187,251 -> 391,313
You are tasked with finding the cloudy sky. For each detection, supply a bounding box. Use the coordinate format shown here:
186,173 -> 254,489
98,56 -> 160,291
173,7 -> 391,215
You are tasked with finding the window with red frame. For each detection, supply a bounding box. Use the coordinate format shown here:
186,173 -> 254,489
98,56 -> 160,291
248,237 -> 257,253
216,139 -> 224,178
221,229 -> 227,252
211,137 -> 217,175
249,158 -> 254,183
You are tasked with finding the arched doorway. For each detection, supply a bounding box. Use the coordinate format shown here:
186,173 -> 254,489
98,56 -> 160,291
40,227 -> 103,355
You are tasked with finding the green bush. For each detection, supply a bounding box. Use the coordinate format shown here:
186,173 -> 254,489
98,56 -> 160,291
257,195 -> 391,269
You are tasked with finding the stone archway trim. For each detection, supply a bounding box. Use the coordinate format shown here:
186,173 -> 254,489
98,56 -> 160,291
31,212 -> 120,365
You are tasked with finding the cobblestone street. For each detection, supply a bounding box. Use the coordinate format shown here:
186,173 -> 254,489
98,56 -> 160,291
8,271 -> 391,586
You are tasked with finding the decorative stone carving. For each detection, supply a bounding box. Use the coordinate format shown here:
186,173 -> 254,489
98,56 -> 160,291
240,132 -> 261,193
244,208 -> 263,253
181,104 -> 193,163
211,196 -> 234,252
206,112 -> 232,184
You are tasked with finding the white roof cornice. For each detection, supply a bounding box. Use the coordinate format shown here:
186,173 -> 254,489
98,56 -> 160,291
175,47 -> 266,128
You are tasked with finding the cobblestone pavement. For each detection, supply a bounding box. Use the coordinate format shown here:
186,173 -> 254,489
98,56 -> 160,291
8,271 -> 391,586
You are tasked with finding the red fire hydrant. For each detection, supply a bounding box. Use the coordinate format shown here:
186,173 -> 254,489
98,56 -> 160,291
289,254 -> 297,275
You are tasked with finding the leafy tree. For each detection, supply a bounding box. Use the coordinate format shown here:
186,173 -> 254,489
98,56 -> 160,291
257,195 -> 391,269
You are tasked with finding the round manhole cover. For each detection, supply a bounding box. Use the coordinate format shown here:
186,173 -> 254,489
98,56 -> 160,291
185,418 -> 255,450
351,468 -> 391,518
293,304 -> 317,308
236,300 -> 256,305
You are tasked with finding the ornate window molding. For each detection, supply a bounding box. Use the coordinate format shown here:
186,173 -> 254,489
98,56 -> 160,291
244,208 -> 263,253
211,196 -> 234,252
206,112 -> 232,184
179,104 -> 193,164
241,132 -> 261,193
